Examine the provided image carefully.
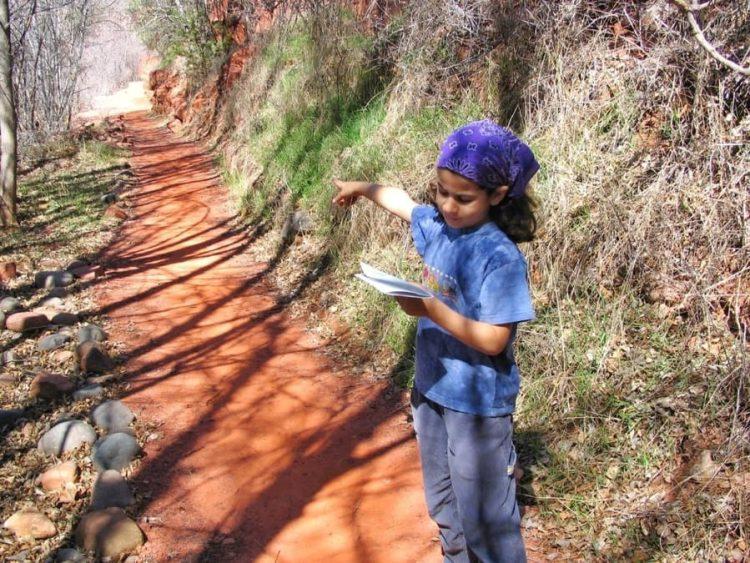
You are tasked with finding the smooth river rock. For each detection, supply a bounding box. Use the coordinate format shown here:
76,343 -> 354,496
3,510 -> 56,539
0,296 -> 21,313
78,324 -> 107,343
29,372 -> 75,400
92,433 -> 140,471
91,470 -> 135,509
38,420 -> 97,456
38,460 -> 78,491
5,311 -> 48,332
73,383 -> 104,400
75,508 -> 145,557
38,331 -> 72,351
92,400 -> 134,433
35,270 -> 74,289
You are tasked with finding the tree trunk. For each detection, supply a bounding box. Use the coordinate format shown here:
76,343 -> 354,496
0,0 -> 18,228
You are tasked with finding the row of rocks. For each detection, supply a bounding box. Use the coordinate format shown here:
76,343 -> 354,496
3,260 -> 146,558
4,400 -> 144,557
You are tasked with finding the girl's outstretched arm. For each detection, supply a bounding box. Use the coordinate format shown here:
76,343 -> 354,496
396,297 -> 512,356
332,180 -> 417,223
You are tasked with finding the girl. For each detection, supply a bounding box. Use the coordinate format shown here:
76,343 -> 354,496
332,120 -> 539,563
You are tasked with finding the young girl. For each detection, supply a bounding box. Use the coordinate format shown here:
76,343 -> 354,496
332,120 -> 539,563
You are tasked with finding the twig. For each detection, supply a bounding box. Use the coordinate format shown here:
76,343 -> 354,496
671,0 -> 750,76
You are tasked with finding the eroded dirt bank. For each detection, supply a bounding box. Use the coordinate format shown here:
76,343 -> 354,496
95,112 -> 437,562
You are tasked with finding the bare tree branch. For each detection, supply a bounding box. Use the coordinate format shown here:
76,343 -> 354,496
672,0 -> 750,76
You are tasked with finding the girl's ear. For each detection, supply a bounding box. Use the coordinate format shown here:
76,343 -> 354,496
489,185 -> 510,206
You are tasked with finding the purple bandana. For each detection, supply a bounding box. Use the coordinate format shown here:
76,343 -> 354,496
436,120 -> 539,198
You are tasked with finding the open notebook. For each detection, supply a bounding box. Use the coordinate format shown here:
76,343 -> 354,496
355,262 -> 432,299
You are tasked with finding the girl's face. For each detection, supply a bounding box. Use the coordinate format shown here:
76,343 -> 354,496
435,168 -> 508,230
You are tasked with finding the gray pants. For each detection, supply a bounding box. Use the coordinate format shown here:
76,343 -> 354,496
411,389 -> 526,563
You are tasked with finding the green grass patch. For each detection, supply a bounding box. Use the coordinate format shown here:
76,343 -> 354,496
3,139 -> 131,265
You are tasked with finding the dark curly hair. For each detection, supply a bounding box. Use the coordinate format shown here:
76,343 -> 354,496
428,179 -> 539,243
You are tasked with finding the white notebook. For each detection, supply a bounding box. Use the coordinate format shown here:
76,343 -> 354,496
355,262 -> 432,299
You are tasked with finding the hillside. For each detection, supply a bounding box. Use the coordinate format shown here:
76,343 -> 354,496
140,1 -> 748,559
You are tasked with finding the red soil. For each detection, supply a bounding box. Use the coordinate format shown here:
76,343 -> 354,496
95,113 -> 438,562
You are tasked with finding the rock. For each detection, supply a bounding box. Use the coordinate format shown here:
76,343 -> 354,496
65,259 -> 87,271
1,349 -> 16,363
6,311 -> 48,332
0,350 -> 16,365
101,193 -> 118,204
41,296 -> 65,308
0,261 -> 17,282
0,408 -> 24,427
73,383 -> 104,400
55,548 -> 87,562
52,349 -> 76,364
38,420 -> 97,456
105,205 -> 128,220
281,210 -> 315,239
0,309 -> 4,329
75,508 -> 145,558
35,270 -> 74,289
92,433 -> 141,471
3,510 -> 56,539
36,308 -> 78,326
78,341 -> 114,373
47,287 -> 68,298
0,296 -> 21,313
38,460 -> 78,491
88,373 -> 118,385
38,331 -> 72,351
91,470 -> 135,509
79,324 -> 107,343
30,372 -> 75,400
92,400 -> 135,433
70,264 -> 102,281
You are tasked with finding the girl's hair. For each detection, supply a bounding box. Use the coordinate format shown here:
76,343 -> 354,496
427,179 -> 540,243
488,190 -> 539,243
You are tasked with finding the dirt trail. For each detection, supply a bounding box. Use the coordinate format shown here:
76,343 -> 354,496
95,112 -> 438,562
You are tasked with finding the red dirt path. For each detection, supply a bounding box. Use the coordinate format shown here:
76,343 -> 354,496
95,112 -> 438,562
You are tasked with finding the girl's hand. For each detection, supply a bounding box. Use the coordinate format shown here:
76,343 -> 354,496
395,296 -> 431,317
332,179 -> 371,207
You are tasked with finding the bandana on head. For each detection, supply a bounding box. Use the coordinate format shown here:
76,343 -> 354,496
436,120 -> 539,198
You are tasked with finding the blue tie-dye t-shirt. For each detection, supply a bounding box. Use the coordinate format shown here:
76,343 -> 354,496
410,205 -> 535,416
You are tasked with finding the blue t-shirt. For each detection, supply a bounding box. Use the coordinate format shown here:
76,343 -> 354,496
411,205 -> 535,416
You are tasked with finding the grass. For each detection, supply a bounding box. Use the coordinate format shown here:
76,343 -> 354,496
3,139 -> 131,265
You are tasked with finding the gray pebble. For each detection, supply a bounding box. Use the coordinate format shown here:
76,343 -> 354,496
73,383 -> 105,400
0,296 -> 21,313
38,332 -> 72,351
92,400 -> 134,433
38,420 -> 97,456
78,324 -> 107,343
92,433 -> 141,471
